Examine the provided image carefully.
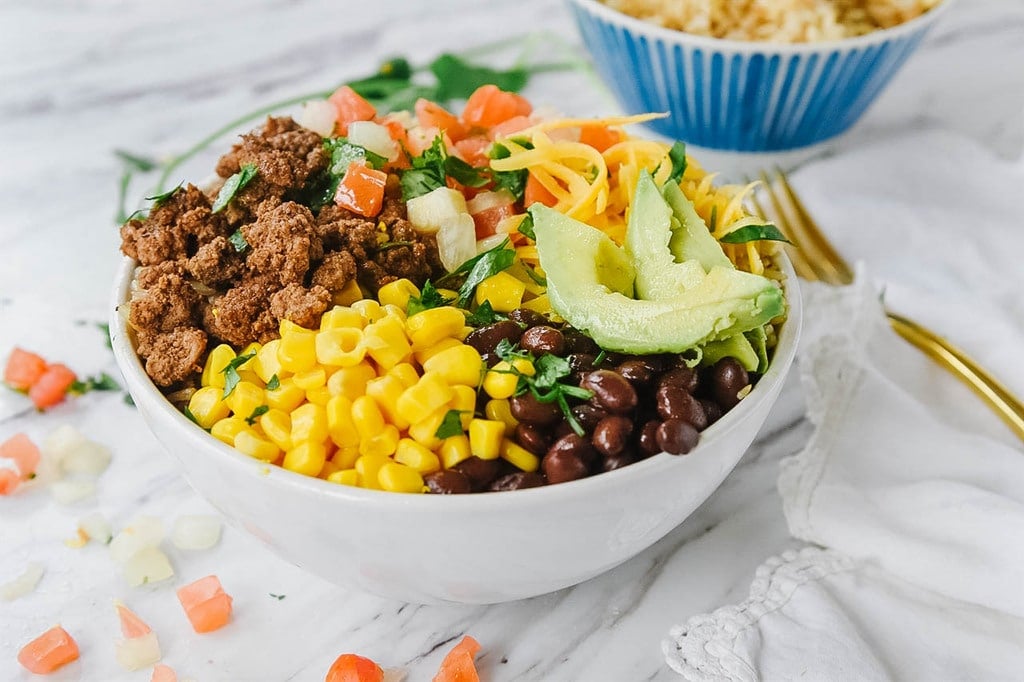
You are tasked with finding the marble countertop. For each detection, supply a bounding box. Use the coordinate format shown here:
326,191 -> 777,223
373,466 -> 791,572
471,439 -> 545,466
2,1 -> 1023,680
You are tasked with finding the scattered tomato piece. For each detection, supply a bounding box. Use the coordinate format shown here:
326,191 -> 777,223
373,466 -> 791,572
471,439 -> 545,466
151,663 -> 178,682
177,575 -> 233,633
578,124 -> 623,152
17,625 -> 80,675
0,467 -> 20,495
462,85 -> 532,129
377,116 -> 411,170
415,99 -> 466,142
453,136 -> 491,168
4,347 -> 48,390
472,205 -> 516,240
325,653 -> 384,682
524,173 -> 558,209
329,86 -> 377,136
28,364 -> 77,409
335,163 -> 388,218
488,115 -> 533,140
0,432 -> 40,479
433,635 -> 481,682
117,602 -> 153,639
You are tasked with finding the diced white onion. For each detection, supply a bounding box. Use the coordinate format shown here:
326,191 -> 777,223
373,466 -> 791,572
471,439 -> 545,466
0,562 -> 45,601
42,424 -> 88,467
110,516 -> 165,565
172,515 -> 222,551
299,100 -> 337,138
437,213 -> 478,273
407,187 -> 468,235
115,631 -> 162,671
79,512 -> 113,545
494,214 -> 526,235
347,121 -> 399,162
50,478 -> 96,505
123,547 -> 174,587
384,110 -> 415,129
476,234 -> 507,254
466,190 -> 515,216
62,440 -> 112,476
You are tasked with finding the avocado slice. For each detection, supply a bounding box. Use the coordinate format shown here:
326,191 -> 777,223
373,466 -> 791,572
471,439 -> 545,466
530,204 -> 785,355
700,333 -> 760,372
661,181 -> 734,272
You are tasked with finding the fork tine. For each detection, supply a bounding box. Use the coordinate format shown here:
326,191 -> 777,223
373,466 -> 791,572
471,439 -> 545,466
774,167 -> 855,284
747,182 -> 820,282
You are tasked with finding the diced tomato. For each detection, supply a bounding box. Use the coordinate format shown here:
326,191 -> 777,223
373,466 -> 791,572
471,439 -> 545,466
416,99 -> 466,141
432,635 -> 481,682
335,163 -> 388,218
406,126 -> 441,157
151,664 -> 178,682
28,364 -> 77,410
488,115 -> 533,141
524,174 -> 558,208
117,603 -> 153,639
0,433 -> 40,479
18,626 -> 80,675
461,85 -> 532,129
0,468 -> 19,495
472,205 -> 516,240
325,653 -> 384,682
4,347 -> 48,390
453,136 -> 492,168
177,575 -> 233,634
377,116 -> 411,169
579,124 -> 623,152
328,86 -> 377,136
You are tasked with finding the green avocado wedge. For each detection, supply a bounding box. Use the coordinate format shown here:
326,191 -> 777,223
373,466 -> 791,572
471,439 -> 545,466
530,202 -> 785,355
661,180 -> 734,272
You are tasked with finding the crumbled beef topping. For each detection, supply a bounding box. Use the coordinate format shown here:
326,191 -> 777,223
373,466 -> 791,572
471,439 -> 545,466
137,328 -> 208,387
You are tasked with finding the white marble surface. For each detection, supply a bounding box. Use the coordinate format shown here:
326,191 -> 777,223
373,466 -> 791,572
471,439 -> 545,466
2,1 -> 1023,680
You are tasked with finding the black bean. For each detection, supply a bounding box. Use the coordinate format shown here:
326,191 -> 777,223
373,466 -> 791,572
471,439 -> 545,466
656,418 -> 700,455
592,415 -> 633,456
453,456 -> 502,491
658,367 -> 699,394
567,353 -> 598,376
655,385 -> 707,429
570,404 -> 607,433
510,393 -> 562,426
562,328 -> 600,355
465,321 -> 523,357
508,308 -> 547,328
542,449 -> 589,485
424,470 -> 472,494
712,357 -> 749,410
519,326 -> 566,356
637,419 -> 662,457
640,354 -> 675,373
552,420 -> 575,440
601,449 -> 636,472
616,359 -> 654,386
700,399 -> 723,426
488,471 -> 547,491
547,433 -> 597,468
581,370 -> 638,414
514,423 -> 550,455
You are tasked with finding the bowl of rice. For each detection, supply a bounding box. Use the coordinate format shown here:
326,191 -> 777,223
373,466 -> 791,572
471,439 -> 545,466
566,0 -> 953,160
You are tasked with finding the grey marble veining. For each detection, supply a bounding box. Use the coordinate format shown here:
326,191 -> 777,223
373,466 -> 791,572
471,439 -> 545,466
1,0 -> 1023,680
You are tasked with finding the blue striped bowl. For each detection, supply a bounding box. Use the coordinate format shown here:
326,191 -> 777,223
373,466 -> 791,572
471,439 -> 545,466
567,0 -> 953,152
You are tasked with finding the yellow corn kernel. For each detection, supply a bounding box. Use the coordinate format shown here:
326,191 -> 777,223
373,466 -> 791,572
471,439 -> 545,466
278,328 -> 317,373
352,299 -> 385,323
315,327 -> 367,367
351,396 -> 386,440
332,445 -> 360,470
377,278 -> 420,310
359,425 -> 400,458
290,403 -> 328,444
507,262 -> 546,296
500,439 -> 540,473
201,344 -> 236,389
283,441 -> 327,477
422,344 -> 484,387
378,462 -> 425,493
237,369 -> 263,386
320,306 -> 365,330
475,271 -> 526,312
292,367 -> 327,390
187,386 -> 231,429
387,363 -> 420,389
361,316 -> 412,369
225,381 -> 264,419
355,454 -> 390,489
239,342 -> 262,361
234,429 -> 280,462
366,375 -> 410,430
413,337 -> 463,366
258,408 -> 292,451
456,325 -> 473,341
405,307 -> 466,350
210,416 -> 248,445
485,399 -> 518,431
305,386 -> 332,406
265,378 -> 306,413
326,395 -> 359,448
511,357 -> 536,377
521,293 -> 552,315
482,361 -> 519,400
437,287 -> 458,300
319,460 -> 341,479
326,361 -> 376,401
253,339 -> 286,384
333,278 -> 364,306
394,438 -> 441,474
396,371 -> 454,425
381,303 -> 406,322
450,384 -> 478,413
440,435 -> 472,469
408,408 -> 449,450
468,418 -> 505,460
327,469 -> 359,486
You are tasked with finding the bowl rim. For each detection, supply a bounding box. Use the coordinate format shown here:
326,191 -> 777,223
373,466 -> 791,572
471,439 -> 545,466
110,252 -> 801,512
565,0 -> 956,54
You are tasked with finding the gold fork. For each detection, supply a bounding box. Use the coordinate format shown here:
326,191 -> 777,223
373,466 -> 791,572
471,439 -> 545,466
751,168 -> 1024,442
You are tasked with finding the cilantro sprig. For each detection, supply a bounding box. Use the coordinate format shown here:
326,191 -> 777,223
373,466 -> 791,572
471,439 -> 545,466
436,238 -> 516,308
220,352 -> 256,399
212,163 -> 257,213
406,280 -> 451,316
465,300 -> 505,327
245,405 -> 269,425
719,224 -> 791,244
434,409 -> 469,440
69,372 -> 121,395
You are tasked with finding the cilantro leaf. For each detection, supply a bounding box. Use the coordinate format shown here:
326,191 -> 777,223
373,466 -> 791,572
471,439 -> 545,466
494,338 -> 531,363
407,280 -> 450,316
491,345 -> 595,436
429,54 -> 529,101
454,241 -> 516,307
269,593 -> 287,600
667,141 -> 687,185
266,374 -> 281,391
493,168 -> 528,202
465,300 -> 505,327
325,137 -> 388,174
245,405 -> 269,426
70,372 -> 121,395
146,182 -> 183,207
400,136 -> 448,200
719,224 -> 791,244
444,156 -> 489,188
228,229 -> 249,252
212,163 -> 258,213
220,352 -> 256,399
434,409 -> 467,439
97,322 -> 112,350
532,354 -> 572,391
516,213 -> 535,241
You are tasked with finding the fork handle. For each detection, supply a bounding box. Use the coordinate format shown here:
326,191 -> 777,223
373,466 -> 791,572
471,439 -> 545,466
886,311 -> 1024,442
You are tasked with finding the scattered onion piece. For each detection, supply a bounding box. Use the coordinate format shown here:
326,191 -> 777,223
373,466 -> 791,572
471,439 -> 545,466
0,561 -> 45,601
61,439 -> 111,476
18,625 -> 79,674
110,516 -> 165,564
50,478 -> 96,505
116,632 -> 162,671
171,515 -> 222,551
123,547 -> 174,587
79,512 -> 113,545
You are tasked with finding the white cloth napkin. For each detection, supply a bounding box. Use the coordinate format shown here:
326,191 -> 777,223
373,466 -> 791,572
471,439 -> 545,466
663,130 -> 1024,681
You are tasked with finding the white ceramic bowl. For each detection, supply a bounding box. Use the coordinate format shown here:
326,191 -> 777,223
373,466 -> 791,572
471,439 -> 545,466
111,257 -> 801,604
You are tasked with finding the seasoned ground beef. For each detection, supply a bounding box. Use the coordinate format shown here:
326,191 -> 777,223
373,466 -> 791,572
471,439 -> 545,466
121,115 -> 445,389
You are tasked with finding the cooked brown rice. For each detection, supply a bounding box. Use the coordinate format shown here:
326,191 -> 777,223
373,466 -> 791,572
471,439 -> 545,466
600,0 -> 942,43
